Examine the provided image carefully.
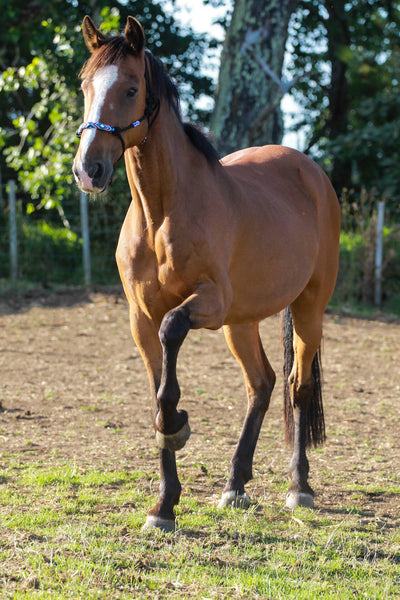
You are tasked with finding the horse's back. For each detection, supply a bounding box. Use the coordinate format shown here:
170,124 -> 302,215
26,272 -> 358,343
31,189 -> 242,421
221,144 -> 339,244
222,145 -> 334,207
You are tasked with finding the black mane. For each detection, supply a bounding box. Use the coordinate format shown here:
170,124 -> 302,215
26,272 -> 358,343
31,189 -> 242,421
145,51 -> 219,164
80,37 -> 219,164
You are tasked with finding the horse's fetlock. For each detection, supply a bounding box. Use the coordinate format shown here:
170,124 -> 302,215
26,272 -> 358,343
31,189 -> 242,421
159,488 -> 181,510
231,457 -> 253,485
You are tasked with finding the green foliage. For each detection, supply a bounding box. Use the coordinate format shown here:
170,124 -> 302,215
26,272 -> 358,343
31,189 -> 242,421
0,193 -> 133,285
332,189 -> 400,314
19,220 -> 82,283
289,0 -> 400,205
379,226 -> 400,314
0,0 -> 216,226
3,56 -> 77,207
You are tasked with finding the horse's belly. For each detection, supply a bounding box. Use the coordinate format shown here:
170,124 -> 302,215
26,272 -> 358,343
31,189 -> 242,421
225,237 -> 317,323
225,279 -> 307,323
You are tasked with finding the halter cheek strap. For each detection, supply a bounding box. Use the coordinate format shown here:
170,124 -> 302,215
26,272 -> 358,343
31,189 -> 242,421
76,58 -> 160,158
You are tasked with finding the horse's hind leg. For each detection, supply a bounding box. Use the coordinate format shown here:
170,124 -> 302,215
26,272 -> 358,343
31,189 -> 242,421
283,299 -> 325,510
219,322 -> 276,508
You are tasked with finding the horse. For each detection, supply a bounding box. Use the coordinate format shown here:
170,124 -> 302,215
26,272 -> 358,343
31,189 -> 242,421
73,16 -> 340,532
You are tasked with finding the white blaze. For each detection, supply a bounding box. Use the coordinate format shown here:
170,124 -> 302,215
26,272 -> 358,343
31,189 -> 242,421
80,64 -> 119,164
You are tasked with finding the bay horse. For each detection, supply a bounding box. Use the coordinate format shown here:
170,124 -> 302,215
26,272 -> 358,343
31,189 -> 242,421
73,16 -> 340,532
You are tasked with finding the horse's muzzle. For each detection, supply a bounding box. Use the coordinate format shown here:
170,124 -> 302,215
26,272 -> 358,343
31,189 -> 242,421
73,158 -> 113,194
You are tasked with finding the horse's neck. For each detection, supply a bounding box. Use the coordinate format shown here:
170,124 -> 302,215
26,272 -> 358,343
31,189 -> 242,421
124,110 -> 192,229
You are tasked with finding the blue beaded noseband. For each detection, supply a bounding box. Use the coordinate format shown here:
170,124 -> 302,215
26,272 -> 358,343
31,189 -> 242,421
76,118 -> 144,137
76,58 -> 160,158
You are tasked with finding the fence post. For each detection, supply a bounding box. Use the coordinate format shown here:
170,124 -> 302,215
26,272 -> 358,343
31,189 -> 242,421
374,200 -> 385,307
80,190 -> 91,286
8,180 -> 18,283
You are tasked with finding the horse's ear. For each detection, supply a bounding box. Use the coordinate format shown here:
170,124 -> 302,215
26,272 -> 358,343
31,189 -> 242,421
125,16 -> 145,54
82,15 -> 107,53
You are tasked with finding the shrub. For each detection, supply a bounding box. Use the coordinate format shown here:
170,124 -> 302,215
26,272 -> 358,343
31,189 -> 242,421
332,189 -> 400,314
19,220 -> 82,283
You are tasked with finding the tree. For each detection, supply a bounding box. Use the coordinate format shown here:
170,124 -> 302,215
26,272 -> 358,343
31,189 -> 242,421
289,0 -> 400,205
211,0 -> 297,155
0,1 -> 216,224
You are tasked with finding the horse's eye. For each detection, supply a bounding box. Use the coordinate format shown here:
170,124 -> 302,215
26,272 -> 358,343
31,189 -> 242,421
127,87 -> 137,98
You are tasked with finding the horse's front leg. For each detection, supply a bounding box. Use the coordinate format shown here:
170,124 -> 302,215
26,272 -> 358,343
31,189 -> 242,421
128,304 -> 181,531
155,279 -> 230,452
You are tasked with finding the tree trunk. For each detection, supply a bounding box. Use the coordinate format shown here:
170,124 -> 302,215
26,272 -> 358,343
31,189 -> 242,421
211,0 -> 297,156
325,0 -> 351,193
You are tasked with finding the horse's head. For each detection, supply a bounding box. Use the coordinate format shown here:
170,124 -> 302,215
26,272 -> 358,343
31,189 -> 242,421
73,16 -> 153,193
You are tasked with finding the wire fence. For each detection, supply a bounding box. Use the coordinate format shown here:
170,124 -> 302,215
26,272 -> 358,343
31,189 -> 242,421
1,179 -> 400,312
0,179 -> 130,288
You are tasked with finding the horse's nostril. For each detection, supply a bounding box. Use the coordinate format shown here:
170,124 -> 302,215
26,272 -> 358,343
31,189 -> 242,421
87,162 -> 104,182
76,159 -> 111,192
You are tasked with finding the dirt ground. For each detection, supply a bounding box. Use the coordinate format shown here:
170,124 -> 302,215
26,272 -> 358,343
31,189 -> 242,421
1,289 -> 399,525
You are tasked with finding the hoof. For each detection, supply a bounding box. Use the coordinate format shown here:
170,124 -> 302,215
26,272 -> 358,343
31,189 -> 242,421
285,491 -> 314,510
218,491 -> 251,510
142,515 -> 176,532
155,421 -> 191,451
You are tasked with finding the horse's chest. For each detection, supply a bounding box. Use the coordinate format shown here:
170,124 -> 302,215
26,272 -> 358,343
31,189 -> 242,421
155,230 -> 195,289
155,243 -> 194,303
128,238 -> 193,317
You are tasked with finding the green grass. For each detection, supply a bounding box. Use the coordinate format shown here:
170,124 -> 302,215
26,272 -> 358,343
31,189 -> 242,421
1,461 -> 400,599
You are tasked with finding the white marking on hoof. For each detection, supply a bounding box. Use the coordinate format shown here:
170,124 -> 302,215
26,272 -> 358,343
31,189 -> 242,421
155,421 -> 191,451
142,515 -> 176,532
285,492 -> 314,510
218,491 -> 251,510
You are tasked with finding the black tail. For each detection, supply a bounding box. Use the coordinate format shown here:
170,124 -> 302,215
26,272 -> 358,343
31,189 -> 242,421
282,307 -> 325,448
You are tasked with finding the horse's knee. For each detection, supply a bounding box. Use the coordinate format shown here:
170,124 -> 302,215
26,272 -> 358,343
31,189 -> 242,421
159,306 -> 191,349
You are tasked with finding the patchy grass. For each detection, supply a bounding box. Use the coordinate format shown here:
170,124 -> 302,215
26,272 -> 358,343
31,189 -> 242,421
1,460 -> 400,599
2,295 -> 400,597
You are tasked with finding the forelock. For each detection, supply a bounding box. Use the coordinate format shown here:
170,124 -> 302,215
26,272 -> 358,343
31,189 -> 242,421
80,36 -> 136,80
